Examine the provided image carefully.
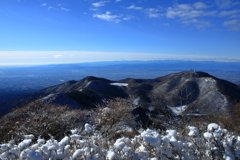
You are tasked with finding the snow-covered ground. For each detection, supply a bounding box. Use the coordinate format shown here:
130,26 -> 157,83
1,123 -> 239,160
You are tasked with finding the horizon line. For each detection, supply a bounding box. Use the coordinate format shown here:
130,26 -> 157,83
1,59 -> 240,67
1,51 -> 240,66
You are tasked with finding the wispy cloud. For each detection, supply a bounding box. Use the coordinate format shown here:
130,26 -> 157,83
123,15 -> 134,20
48,6 -> 54,10
165,3 -> 217,28
116,0 -> 121,2
223,19 -> 240,31
162,1 -> 240,30
61,7 -> 69,11
215,0 -> 240,9
219,10 -> 240,17
43,3 -> 69,12
144,8 -> 162,18
93,11 -> 121,23
183,19 -> 211,29
1,51 -> 240,66
215,0 -> 233,9
92,1 -> 110,7
166,4 -> 213,19
193,2 -> 209,9
230,14 -> 240,18
54,55 -> 62,58
127,5 -> 143,10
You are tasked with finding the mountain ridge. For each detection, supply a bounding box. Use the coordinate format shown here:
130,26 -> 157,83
1,71 -> 240,118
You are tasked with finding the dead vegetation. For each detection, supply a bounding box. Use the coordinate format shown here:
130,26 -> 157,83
93,97 -> 138,140
0,100 -> 89,143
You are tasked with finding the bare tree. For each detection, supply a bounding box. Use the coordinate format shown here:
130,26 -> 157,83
175,85 -> 195,106
149,84 -> 196,129
94,97 -> 137,140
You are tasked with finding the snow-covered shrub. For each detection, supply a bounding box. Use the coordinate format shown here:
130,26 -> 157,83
1,123 -> 240,160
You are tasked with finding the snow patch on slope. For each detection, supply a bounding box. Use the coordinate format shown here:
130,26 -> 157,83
133,97 -> 140,106
110,83 -> 128,87
168,105 -> 188,115
41,94 -> 55,102
204,77 -> 215,82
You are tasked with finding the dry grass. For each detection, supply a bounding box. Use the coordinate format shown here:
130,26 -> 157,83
200,102 -> 240,134
0,100 -> 89,143
186,103 -> 240,135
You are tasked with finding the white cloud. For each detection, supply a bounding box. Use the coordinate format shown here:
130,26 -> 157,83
193,2 -> 209,9
166,3 -> 217,19
123,15 -> 134,20
92,1 -> 110,7
215,0 -> 232,9
61,7 -> 69,11
93,11 -> 121,23
1,51 -> 239,66
215,0 -> 240,9
55,55 -> 62,58
182,19 -> 199,24
166,4 -> 203,19
223,19 -> 240,25
219,10 -> 240,17
42,3 -> 47,6
230,14 -> 240,18
204,11 -> 217,16
145,8 -> 162,18
116,0 -> 121,2
148,13 -> 161,18
148,8 -> 159,12
48,6 -> 53,10
178,4 -> 192,10
45,4 -> 69,12
183,19 -> 211,28
89,8 -> 98,11
223,20 -> 240,31
127,5 -> 143,10
165,3 -> 217,29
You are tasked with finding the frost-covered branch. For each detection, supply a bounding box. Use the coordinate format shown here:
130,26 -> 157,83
1,123 -> 240,160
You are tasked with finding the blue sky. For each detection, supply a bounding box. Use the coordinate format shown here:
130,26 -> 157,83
0,0 -> 240,65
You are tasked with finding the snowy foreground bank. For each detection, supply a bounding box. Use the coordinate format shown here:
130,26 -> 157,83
1,123 -> 240,160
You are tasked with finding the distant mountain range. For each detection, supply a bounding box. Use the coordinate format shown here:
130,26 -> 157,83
1,71 -> 240,118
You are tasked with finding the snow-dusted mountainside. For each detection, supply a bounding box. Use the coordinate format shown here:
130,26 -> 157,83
1,71 -> 240,117
0,76 -> 128,115
119,71 -> 240,116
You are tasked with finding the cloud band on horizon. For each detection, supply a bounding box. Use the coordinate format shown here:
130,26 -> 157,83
0,51 -> 240,66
